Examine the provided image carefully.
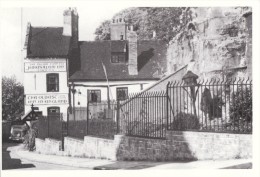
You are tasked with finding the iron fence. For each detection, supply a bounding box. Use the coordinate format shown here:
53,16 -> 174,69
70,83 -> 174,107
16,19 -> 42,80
167,77 -> 252,133
119,91 -> 167,139
67,101 -> 118,139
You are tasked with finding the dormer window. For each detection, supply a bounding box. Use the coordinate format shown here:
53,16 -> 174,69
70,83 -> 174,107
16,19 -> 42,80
111,52 -> 125,63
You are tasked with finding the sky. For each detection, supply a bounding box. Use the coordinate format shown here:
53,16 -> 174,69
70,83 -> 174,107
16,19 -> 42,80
0,5 -> 130,83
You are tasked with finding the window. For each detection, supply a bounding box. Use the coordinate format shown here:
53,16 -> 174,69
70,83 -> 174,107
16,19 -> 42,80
47,73 -> 59,92
88,90 -> 101,103
111,55 -> 119,63
111,53 -> 125,63
117,87 -> 128,100
47,107 -> 60,116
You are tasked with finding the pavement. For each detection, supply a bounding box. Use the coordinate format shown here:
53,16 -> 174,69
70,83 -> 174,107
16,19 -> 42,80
8,144 -> 252,170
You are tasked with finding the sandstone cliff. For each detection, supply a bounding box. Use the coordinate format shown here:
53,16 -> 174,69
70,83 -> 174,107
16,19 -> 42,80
167,7 -> 252,80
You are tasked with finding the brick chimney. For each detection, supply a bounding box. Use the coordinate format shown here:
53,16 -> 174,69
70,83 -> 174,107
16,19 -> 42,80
63,8 -> 78,48
24,22 -> 31,50
127,29 -> 138,75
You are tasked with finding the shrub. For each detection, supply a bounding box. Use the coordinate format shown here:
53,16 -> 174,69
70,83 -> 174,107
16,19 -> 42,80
23,121 -> 38,151
169,112 -> 200,130
229,87 -> 252,131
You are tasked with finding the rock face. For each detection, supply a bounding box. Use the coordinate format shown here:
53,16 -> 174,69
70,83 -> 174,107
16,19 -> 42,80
167,7 -> 252,79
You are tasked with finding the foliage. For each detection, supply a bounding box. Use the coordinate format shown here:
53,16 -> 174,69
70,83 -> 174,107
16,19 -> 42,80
88,119 -> 117,139
23,121 -> 38,151
94,7 -> 193,42
169,112 -> 200,130
229,86 -> 252,128
200,88 -> 224,120
2,76 -> 24,121
94,20 -> 111,41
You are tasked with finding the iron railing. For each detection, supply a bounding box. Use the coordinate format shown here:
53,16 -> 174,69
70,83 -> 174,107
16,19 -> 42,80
119,91 -> 167,139
67,101 -> 118,139
167,77 -> 252,133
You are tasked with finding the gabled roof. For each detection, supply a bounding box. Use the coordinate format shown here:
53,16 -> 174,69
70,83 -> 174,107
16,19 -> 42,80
69,40 -> 168,81
26,27 -> 71,58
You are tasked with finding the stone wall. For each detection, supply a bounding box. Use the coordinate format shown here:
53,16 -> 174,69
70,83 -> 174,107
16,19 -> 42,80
35,138 -> 62,155
64,137 -> 85,157
35,131 -> 251,161
115,131 -> 252,161
64,136 -> 116,160
83,136 -> 116,160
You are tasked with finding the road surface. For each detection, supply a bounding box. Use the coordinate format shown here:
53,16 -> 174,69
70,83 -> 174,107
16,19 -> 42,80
2,141 -> 87,170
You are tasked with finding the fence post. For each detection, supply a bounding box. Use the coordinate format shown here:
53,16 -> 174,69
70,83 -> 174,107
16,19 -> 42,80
116,100 -> 120,134
47,115 -> 49,138
67,108 -> 69,137
61,113 -> 64,151
166,82 -> 170,130
86,102 -> 89,135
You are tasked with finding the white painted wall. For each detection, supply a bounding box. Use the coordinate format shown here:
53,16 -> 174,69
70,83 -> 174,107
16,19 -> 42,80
24,58 -> 69,120
70,80 -> 156,107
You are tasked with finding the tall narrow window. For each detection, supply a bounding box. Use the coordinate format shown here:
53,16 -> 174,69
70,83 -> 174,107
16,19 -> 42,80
47,73 -> 59,92
117,87 -> 128,100
88,90 -> 101,103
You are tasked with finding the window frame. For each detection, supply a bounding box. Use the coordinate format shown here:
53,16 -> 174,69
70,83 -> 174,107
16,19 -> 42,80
87,89 -> 101,103
111,52 -> 126,64
47,107 -> 60,116
46,73 -> 59,92
116,87 -> 128,101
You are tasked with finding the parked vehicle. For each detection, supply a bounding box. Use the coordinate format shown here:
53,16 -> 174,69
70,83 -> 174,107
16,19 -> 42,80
2,120 -> 12,141
9,123 -> 29,142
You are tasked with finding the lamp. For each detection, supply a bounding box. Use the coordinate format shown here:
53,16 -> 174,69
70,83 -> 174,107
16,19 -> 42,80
182,71 -> 198,86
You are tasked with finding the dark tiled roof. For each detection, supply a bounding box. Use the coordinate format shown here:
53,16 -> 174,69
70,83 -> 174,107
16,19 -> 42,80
69,40 -> 167,81
27,27 -> 71,58
111,40 -> 127,52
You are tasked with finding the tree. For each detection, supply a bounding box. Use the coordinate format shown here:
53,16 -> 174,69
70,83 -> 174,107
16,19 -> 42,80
2,76 -> 24,121
94,7 -> 193,42
94,20 -> 111,41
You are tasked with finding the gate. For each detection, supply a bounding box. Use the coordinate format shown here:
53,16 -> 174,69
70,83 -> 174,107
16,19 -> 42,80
67,101 -> 119,139
38,113 -> 66,150
118,91 -> 167,139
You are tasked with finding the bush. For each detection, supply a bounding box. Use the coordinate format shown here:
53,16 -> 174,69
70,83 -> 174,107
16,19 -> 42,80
229,87 -> 252,131
23,121 -> 38,151
2,76 -> 24,121
169,112 -> 200,130
88,118 -> 117,139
